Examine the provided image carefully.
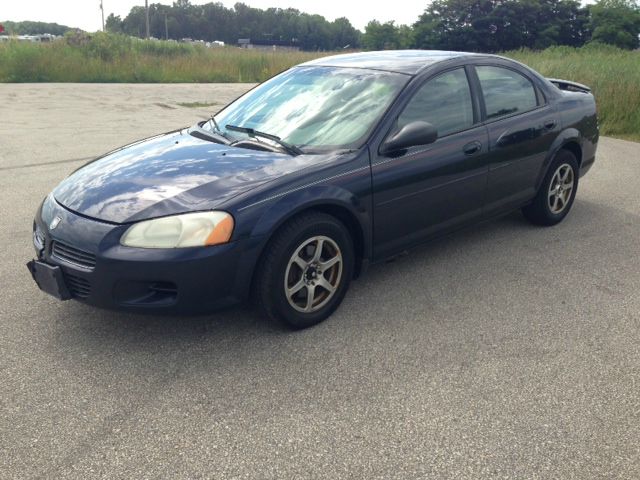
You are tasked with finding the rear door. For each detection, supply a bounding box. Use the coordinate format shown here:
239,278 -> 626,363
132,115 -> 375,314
472,64 -> 559,213
371,66 -> 490,259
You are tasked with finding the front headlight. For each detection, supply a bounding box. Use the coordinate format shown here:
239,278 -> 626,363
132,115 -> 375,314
120,211 -> 234,248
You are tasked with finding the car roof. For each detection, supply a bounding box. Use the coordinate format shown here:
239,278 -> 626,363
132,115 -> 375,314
300,50 -> 481,75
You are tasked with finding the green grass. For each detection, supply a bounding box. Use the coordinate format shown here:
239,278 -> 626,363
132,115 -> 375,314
0,32 -> 324,83
505,44 -> 640,141
0,34 -> 638,140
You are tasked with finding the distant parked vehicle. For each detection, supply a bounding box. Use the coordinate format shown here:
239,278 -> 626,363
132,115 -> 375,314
0,34 -> 58,42
20,34 -> 57,42
28,50 -> 598,328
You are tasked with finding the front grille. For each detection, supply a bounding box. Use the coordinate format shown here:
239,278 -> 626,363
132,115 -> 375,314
52,241 -> 96,269
65,274 -> 91,299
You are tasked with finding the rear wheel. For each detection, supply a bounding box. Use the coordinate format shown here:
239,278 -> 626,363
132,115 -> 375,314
522,149 -> 579,226
255,212 -> 354,329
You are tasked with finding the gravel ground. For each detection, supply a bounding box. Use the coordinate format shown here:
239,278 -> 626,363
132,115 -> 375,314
1,84 -> 638,479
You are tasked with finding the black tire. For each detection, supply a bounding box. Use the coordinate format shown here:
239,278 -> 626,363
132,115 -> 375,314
254,212 -> 354,329
522,149 -> 579,226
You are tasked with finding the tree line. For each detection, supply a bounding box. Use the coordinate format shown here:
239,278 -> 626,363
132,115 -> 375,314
3,0 -> 639,51
106,0 -> 360,51
105,0 -> 640,51
365,0 -> 640,51
0,21 -> 72,36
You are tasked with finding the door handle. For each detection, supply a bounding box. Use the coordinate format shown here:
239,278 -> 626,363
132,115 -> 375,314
463,141 -> 482,156
543,120 -> 557,131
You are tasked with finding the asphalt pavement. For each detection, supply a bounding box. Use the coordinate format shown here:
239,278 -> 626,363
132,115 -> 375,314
1,84 -> 638,479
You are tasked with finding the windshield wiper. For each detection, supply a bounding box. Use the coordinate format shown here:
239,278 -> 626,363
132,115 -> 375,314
226,124 -> 303,156
190,124 -> 231,145
208,115 -> 225,136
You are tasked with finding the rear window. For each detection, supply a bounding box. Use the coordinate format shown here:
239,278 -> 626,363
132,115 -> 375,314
477,66 -> 538,120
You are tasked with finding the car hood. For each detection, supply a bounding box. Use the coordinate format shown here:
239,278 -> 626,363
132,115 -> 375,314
53,130 -> 327,224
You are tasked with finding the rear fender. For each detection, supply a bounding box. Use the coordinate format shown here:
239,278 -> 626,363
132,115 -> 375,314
534,128 -> 581,191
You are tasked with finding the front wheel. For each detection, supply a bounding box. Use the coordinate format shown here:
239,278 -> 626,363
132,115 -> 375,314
522,149 -> 579,226
254,212 -> 354,329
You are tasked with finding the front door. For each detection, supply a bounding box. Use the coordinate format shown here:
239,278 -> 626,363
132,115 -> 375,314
371,67 -> 490,259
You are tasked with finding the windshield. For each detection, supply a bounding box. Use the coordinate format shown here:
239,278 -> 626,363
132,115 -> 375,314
201,66 -> 409,152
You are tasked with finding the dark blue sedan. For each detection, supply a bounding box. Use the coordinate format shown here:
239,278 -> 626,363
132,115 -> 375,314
28,50 -> 599,328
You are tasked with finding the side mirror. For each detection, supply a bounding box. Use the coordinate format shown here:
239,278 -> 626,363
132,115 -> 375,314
381,121 -> 438,155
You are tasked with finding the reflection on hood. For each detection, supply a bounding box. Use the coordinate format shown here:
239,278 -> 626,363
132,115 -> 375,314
53,130 -> 328,223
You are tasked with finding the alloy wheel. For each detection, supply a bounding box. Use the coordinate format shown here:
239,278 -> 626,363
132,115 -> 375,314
548,163 -> 575,214
284,235 -> 343,313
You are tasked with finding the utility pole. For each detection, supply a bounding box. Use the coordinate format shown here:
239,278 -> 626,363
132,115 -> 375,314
164,13 -> 169,40
100,1 -> 105,32
145,0 -> 150,39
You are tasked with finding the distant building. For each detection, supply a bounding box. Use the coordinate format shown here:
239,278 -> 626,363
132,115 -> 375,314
237,38 -> 300,51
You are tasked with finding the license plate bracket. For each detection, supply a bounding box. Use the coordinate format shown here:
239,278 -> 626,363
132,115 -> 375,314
26,260 -> 72,300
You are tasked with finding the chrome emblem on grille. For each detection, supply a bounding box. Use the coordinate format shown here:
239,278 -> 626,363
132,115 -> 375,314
49,216 -> 62,230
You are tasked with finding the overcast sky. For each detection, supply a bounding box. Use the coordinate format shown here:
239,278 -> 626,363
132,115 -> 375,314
2,0 -> 429,32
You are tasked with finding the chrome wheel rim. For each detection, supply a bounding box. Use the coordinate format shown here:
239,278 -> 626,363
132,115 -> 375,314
284,235 -> 343,313
548,163 -> 574,214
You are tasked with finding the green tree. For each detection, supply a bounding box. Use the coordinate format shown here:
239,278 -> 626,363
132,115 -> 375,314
412,0 -> 589,52
113,1 -> 359,50
589,0 -> 640,49
105,14 -> 124,34
397,24 -> 415,48
362,20 -> 400,50
0,20 -> 73,36
330,17 -> 361,49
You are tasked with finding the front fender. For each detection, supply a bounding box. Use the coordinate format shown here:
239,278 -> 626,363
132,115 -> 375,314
227,183 -> 373,298
250,184 -> 372,259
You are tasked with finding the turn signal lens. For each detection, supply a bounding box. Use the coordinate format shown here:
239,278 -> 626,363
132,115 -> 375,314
205,213 -> 234,246
121,211 -> 234,249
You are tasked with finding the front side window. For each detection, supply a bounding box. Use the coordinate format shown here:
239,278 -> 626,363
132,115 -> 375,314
396,68 -> 474,138
203,66 -> 408,152
476,65 -> 538,120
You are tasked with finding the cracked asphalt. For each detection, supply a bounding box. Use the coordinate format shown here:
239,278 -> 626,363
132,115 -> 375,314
1,84 -> 638,479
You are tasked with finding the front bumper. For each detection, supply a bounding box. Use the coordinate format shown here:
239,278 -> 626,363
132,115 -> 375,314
30,197 -> 262,315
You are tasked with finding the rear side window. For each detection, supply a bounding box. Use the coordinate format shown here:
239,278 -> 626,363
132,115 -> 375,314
397,68 -> 474,138
476,66 -> 538,120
